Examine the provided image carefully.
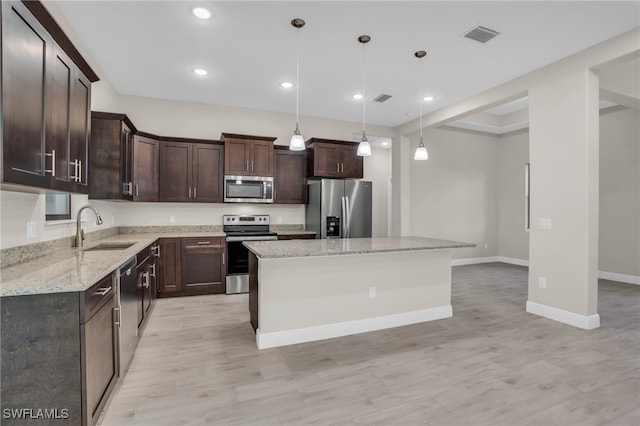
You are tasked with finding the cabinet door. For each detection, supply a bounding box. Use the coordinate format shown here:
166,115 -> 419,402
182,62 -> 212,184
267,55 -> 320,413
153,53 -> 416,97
47,46 -> 74,191
340,146 -> 363,179
250,140 -> 274,176
120,123 -> 134,200
181,238 -> 225,294
192,143 -> 223,202
274,149 -> 307,203
159,141 -> 192,202
158,238 -> 182,294
133,135 -> 159,201
224,140 -> 250,175
312,143 -> 341,177
70,69 -> 91,192
89,118 -> 124,199
82,295 -> 117,426
1,1 -> 52,188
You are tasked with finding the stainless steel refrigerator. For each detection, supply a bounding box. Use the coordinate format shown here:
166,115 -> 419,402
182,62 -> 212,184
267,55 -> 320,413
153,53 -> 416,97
306,179 -> 372,239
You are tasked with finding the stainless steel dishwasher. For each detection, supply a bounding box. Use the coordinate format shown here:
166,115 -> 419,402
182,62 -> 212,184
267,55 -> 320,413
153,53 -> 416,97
116,257 -> 138,377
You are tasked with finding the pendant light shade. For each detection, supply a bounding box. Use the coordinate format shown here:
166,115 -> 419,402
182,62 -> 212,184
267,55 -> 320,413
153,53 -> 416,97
289,18 -> 306,151
414,50 -> 429,161
357,35 -> 372,157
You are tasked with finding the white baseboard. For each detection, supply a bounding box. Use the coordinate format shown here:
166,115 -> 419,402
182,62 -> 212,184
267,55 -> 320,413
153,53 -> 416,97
256,305 -> 453,350
526,300 -> 600,330
598,271 -> 640,285
454,257 -> 639,285
451,256 -> 499,266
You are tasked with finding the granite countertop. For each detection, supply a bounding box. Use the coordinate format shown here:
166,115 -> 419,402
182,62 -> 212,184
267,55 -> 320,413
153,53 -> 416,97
244,236 -> 475,259
0,232 -> 225,297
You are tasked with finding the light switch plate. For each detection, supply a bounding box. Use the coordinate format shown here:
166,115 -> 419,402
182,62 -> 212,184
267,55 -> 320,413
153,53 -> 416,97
539,218 -> 552,230
26,221 -> 37,238
169,215 -> 176,224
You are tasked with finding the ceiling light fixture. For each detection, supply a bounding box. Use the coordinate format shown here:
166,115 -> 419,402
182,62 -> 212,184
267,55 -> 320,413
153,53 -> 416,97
414,50 -> 429,161
289,18 -> 306,151
193,68 -> 208,76
192,7 -> 211,19
352,94 -> 363,100
356,35 -> 372,157
423,96 -> 435,102
280,82 -> 293,89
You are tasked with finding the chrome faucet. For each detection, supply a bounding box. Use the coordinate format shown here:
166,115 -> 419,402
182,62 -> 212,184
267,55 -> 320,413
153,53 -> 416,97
75,205 -> 104,248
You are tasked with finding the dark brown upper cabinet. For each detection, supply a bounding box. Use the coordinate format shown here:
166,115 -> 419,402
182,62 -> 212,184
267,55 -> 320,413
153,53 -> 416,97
1,1 -> 97,193
274,146 -> 307,204
89,112 -> 136,201
132,132 -> 159,202
221,133 -> 276,177
158,138 -> 224,203
306,138 -> 363,179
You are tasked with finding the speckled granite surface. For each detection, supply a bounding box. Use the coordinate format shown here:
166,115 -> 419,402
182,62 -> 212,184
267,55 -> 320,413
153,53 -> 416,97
0,231 -> 224,297
244,237 -> 475,259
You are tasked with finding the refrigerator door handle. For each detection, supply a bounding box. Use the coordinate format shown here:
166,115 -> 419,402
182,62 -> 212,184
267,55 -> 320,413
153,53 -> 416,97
343,196 -> 350,238
340,196 -> 346,238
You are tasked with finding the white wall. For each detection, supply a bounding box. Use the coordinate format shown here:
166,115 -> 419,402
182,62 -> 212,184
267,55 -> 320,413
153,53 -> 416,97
599,107 -> 640,277
497,130 -> 530,261
408,127 -> 500,259
363,148 -> 391,237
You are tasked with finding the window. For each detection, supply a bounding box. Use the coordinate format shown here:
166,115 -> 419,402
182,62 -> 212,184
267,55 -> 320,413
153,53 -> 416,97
45,193 -> 71,221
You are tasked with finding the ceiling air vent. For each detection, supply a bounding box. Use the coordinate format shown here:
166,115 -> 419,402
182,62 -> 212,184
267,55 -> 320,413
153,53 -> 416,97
373,94 -> 392,103
463,25 -> 500,43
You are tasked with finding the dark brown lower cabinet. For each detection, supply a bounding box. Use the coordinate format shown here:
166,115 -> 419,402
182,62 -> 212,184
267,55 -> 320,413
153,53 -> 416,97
158,238 -> 182,295
181,237 -> 225,294
277,233 -> 316,240
158,237 -> 225,297
0,273 -> 118,426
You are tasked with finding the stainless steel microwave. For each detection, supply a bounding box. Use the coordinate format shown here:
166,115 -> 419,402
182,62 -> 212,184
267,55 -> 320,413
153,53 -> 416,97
224,175 -> 274,203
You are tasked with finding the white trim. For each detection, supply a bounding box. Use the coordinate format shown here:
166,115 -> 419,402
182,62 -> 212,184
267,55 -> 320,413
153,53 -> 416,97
256,305 -> 453,350
451,256 -> 499,266
498,256 -> 529,266
598,271 -> 640,285
526,300 -> 600,330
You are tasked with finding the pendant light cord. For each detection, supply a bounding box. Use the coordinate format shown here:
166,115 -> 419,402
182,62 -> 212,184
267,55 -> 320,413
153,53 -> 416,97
295,29 -> 300,130
362,41 -> 366,138
419,55 -> 423,143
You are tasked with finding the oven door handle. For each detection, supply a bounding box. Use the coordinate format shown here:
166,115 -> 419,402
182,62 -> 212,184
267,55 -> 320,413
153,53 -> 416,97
225,236 -> 278,242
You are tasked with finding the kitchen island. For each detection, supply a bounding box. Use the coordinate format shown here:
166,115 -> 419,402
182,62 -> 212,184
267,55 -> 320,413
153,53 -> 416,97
244,237 -> 474,349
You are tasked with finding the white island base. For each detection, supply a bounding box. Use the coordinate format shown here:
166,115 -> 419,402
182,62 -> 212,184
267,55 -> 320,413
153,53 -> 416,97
248,242 -> 459,350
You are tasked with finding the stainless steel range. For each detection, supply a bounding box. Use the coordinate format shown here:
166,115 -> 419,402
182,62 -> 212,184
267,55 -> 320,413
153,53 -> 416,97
223,215 -> 277,294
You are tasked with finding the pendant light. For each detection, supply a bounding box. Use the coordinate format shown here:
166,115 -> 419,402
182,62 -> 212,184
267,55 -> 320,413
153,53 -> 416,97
356,35 -> 372,157
414,50 -> 429,161
289,18 -> 306,151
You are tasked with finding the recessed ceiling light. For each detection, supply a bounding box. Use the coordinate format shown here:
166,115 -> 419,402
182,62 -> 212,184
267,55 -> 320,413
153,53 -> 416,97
280,82 -> 293,89
381,141 -> 389,146
193,68 -> 208,76
352,94 -> 363,100
192,7 -> 212,19
406,112 -> 414,117
423,96 -> 435,102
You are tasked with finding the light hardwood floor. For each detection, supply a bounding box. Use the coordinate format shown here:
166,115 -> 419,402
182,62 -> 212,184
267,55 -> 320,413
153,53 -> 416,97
100,263 -> 639,426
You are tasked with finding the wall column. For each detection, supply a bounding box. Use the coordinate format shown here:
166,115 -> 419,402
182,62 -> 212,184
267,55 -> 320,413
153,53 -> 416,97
391,135 -> 411,236
526,68 -> 600,329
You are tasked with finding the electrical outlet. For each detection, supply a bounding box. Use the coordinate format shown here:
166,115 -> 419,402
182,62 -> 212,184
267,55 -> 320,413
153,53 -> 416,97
110,216 -> 115,225
484,243 -> 488,249
369,287 -> 377,299
169,215 -> 176,224
539,218 -> 552,230
538,277 -> 547,289
26,221 -> 37,239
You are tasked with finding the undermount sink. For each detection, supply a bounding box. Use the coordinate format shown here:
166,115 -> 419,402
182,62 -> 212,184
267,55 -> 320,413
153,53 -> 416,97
84,242 -> 137,251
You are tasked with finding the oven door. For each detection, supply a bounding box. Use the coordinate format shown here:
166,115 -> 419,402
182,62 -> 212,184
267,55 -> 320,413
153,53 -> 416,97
225,235 -> 277,294
224,176 -> 273,203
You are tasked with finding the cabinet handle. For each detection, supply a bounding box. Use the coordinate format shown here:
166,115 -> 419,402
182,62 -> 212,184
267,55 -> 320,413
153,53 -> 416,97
135,184 -> 139,196
341,163 -> 344,173
77,160 -> 82,182
143,271 -> 150,288
251,161 -> 254,172
151,245 -> 160,258
194,187 -> 197,198
114,307 -> 120,327
197,241 -> 211,245
222,253 -> 225,264
44,149 -> 56,176
246,161 -> 249,171
93,286 -> 112,296
123,182 -> 133,195
336,163 -> 340,173
188,187 -> 192,198
150,263 -> 156,278
156,245 -> 161,258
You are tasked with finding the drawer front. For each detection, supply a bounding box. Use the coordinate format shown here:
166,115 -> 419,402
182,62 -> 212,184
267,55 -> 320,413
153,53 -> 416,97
182,237 -> 224,251
81,273 -> 115,323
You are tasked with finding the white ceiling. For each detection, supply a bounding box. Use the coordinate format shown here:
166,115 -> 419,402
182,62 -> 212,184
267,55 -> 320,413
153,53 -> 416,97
54,1 -> 639,128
